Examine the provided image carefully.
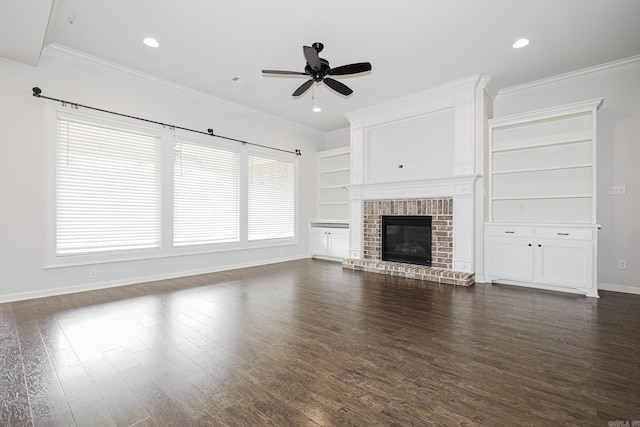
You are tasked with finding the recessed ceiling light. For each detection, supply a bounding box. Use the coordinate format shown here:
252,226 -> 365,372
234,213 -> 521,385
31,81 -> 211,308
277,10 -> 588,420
143,37 -> 159,48
512,38 -> 530,49
312,106 -> 322,113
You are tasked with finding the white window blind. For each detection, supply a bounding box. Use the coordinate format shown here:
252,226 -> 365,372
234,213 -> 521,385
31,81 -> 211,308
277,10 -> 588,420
248,154 -> 295,241
56,116 -> 160,255
173,140 -> 239,246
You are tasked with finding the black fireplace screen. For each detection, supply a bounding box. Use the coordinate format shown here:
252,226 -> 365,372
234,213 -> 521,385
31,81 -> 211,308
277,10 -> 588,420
381,215 -> 432,266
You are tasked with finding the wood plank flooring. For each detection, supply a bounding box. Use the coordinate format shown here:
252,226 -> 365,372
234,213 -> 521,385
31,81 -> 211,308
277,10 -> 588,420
1,258 -> 639,426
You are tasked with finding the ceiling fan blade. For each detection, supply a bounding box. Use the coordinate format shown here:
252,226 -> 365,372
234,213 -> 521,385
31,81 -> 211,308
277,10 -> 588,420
292,80 -> 314,97
323,78 -> 353,96
303,46 -> 321,71
328,62 -> 372,76
262,70 -> 308,76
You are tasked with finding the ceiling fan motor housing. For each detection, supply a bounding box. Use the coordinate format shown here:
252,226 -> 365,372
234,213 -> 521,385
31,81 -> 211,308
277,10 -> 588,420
306,59 -> 331,81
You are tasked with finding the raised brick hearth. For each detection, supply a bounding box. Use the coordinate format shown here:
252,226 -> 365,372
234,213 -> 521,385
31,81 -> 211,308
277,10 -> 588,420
342,259 -> 474,286
342,197 -> 475,287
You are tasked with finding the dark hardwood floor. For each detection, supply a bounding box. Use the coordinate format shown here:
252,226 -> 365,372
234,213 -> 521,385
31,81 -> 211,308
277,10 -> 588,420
1,259 -> 639,426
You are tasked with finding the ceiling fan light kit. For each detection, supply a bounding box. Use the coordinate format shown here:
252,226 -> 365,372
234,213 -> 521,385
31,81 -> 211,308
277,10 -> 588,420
262,42 -> 372,98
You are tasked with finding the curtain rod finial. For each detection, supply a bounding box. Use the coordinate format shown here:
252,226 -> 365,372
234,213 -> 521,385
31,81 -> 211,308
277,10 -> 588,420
295,149 -> 301,156
32,87 -> 42,97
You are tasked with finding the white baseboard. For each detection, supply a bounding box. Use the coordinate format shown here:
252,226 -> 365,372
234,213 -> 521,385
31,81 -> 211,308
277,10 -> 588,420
598,282 -> 640,295
0,255 -> 308,304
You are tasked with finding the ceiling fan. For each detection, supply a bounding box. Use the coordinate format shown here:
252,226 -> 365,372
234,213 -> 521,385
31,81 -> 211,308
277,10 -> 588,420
262,42 -> 372,97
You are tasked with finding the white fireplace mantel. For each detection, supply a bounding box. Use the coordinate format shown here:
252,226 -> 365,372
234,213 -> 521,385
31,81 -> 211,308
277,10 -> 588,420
346,175 -> 480,274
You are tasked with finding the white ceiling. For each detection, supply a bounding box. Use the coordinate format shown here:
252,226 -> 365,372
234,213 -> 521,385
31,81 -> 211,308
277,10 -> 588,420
2,0 -> 640,133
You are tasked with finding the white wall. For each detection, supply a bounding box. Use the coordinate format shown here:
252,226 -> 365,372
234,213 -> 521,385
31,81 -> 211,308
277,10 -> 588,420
494,58 -> 640,294
0,52 -> 322,302
321,128 -> 350,151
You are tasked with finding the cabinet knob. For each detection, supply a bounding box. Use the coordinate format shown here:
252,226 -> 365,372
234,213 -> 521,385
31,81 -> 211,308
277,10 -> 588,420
528,243 -> 532,247
538,244 -> 542,247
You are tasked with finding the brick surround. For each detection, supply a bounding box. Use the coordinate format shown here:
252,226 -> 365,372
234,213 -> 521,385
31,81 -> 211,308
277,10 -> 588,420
343,197 -> 475,287
362,198 -> 453,269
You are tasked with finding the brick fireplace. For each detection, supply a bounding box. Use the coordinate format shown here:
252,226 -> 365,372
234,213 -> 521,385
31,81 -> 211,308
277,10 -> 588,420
342,177 -> 477,287
363,198 -> 452,269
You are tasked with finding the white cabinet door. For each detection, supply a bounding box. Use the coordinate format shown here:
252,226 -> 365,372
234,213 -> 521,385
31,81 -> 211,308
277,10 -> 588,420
535,239 -> 592,289
328,228 -> 349,259
486,237 -> 534,282
310,228 -> 330,256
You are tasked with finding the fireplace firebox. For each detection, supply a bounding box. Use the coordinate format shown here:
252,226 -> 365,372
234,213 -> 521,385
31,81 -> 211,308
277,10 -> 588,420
382,215 -> 432,266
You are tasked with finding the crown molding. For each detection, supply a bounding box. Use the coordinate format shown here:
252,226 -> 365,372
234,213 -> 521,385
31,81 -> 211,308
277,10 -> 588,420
41,43 -> 324,138
344,74 -> 487,128
325,127 -> 349,139
480,76 -> 499,100
497,55 -> 640,99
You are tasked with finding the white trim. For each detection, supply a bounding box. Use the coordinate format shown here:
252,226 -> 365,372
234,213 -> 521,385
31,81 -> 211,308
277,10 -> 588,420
488,98 -> 603,128
344,75 -> 487,128
346,175 -> 479,201
599,282 -> 640,295
42,44 -> 324,138
324,127 -> 350,140
1,255 -> 308,304
498,55 -> 640,99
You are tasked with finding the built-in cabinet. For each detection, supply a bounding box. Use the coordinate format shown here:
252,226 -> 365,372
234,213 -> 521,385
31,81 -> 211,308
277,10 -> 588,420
485,98 -> 602,297
309,223 -> 349,260
310,147 -> 350,261
484,224 -> 597,297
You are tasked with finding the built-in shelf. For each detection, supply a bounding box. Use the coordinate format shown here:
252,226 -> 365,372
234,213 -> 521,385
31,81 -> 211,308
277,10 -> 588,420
485,98 -> 603,297
492,194 -> 592,201
317,147 -> 350,221
491,164 -> 593,175
491,138 -> 592,153
320,167 -> 350,174
488,99 -> 602,224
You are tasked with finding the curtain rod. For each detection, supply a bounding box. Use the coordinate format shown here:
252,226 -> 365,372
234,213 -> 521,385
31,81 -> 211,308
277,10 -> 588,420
31,87 -> 301,156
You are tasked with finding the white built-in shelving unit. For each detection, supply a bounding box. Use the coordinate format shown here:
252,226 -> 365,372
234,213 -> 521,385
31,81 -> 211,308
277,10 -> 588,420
485,98 -> 603,297
310,147 -> 350,260
316,147 -> 350,221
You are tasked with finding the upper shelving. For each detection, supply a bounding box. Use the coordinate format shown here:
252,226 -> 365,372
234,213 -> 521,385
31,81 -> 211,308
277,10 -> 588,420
316,147 -> 351,221
488,98 -> 603,224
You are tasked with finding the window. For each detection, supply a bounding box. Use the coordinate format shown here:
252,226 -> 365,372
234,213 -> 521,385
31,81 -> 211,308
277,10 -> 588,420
173,139 -> 239,246
55,115 -> 160,255
48,106 -> 298,266
248,153 -> 295,241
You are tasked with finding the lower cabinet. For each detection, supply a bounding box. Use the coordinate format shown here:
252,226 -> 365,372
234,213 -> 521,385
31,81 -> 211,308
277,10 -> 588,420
484,224 -> 598,297
309,223 -> 349,260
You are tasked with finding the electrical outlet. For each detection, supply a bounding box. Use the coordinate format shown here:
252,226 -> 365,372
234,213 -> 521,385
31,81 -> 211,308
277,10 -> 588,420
617,260 -> 627,270
608,185 -> 627,195
89,268 -> 98,278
